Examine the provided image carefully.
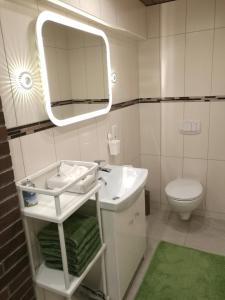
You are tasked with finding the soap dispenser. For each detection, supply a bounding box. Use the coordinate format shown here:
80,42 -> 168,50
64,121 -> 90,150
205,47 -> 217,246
108,125 -> 120,156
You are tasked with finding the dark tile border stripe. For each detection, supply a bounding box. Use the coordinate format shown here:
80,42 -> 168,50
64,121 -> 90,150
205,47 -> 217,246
6,95 -> 225,140
140,0 -> 175,7
51,99 -> 109,107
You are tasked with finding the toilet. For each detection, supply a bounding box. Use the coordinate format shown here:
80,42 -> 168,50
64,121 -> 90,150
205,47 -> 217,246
165,178 -> 203,220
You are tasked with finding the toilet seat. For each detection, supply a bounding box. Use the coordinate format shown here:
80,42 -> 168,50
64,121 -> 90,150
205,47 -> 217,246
165,178 -> 203,201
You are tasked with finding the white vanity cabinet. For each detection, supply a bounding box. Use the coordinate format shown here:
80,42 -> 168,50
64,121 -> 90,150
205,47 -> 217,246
102,189 -> 146,300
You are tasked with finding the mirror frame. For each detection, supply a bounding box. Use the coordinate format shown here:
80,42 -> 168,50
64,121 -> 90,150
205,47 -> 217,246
36,11 -> 112,126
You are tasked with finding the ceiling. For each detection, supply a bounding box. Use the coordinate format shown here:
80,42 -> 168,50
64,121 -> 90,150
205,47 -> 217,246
140,0 -> 175,6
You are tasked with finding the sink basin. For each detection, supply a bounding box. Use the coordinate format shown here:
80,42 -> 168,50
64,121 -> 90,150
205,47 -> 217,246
98,165 -> 148,211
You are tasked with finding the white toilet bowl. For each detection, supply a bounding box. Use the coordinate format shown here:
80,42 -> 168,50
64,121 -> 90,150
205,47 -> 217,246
165,178 -> 203,220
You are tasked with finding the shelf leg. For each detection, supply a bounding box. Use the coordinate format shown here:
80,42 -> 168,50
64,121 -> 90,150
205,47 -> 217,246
58,223 -> 70,290
23,217 -> 39,300
23,217 -> 36,277
95,192 -> 108,298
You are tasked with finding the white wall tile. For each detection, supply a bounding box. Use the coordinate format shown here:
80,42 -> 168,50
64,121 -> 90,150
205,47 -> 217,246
147,5 -> 160,38
212,28 -> 225,95
161,156 -> 183,203
161,102 -> 184,157
116,0 -> 147,37
45,47 -> 60,102
160,0 -> 186,36
122,105 -> 140,165
183,102 -> 210,159
20,129 -> 56,176
43,22 -> 56,48
67,28 -> 85,50
141,155 -> 160,203
186,0 -> 215,32
125,43 -> 139,100
185,31 -> 214,97
9,138 -> 26,181
183,158 -> 207,186
138,38 -> 161,98
54,24 -> 68,49
0,21 -> 17,128
69,48 -> 87,99
62,0 -> 80,9
109,38 -> 139,103
139,103 -> 161,155
78,119 -> 100,161
96,115 -> 110,163
215,0 -> 225,28
85,46 -> 105,99
53,125 -> 80,161
206,160 -> 225,213
56,49 -> 72,100
141,154 -> 161,204
183,158 -> 207,209
208,102 -> 225,160
79,0 -> 101,17
99,0 -> 117,25
161,34 -> 185,97
0,2 -> 47,126
84,34 -> 103,47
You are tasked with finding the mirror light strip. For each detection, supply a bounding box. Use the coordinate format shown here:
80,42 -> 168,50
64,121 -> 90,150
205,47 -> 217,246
36,10 -> 112,126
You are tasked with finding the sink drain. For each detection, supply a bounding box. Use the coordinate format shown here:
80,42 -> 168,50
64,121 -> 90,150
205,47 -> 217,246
112,196 -> 120,200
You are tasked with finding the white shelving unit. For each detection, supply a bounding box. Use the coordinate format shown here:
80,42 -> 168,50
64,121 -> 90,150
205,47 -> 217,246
16,160 -> 108,300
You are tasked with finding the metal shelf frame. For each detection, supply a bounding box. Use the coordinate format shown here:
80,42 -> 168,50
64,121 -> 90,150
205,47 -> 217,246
17,160 -> 108,300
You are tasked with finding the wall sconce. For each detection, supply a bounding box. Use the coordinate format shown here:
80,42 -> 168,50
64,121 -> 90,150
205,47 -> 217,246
18,71 -> 33,90
111,72 -> 117,84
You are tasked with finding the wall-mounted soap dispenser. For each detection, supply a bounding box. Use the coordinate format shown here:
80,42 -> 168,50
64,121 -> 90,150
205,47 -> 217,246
108,125 -> 120,156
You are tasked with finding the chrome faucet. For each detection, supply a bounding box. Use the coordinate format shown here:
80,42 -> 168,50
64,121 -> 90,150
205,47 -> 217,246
98,177 -> 107,186
94,160 -> 111,173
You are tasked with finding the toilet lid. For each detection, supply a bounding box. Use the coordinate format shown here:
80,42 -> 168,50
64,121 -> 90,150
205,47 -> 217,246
165,178 -> 203,201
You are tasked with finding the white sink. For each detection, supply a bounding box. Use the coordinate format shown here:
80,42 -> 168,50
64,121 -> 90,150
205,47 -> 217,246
98,165 -> 148,211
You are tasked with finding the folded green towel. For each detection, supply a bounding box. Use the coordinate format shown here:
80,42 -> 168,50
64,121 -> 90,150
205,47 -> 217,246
45,237 -> 101,276
45,236 -> 100,266
38,214 -> 102,277
40,230 -> 100,262
39,224 -> 99,257
38,214 -> 98,248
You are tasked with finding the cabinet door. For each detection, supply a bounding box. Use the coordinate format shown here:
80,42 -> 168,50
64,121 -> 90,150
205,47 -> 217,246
115,190 -> 146,298
133,190 -> 146,266
115,201 -> 136,298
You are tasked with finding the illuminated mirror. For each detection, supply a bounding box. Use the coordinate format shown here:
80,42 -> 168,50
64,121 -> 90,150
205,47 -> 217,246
36,11 -> 112,126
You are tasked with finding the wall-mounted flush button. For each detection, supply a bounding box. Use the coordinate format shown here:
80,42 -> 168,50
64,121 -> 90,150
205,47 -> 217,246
179,120 -> 201,135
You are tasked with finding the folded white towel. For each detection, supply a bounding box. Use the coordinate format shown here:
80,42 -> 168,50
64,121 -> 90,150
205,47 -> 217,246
59,163 -> 88,179
46,163 -> 96,193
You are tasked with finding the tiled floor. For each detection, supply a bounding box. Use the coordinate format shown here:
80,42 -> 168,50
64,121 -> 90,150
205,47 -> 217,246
125,208 -> 225,300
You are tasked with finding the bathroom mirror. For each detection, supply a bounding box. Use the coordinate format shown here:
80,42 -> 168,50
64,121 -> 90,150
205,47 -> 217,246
36,11 -> 112,126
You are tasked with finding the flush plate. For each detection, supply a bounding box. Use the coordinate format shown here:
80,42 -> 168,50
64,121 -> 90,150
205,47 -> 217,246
140,0 -> 175,6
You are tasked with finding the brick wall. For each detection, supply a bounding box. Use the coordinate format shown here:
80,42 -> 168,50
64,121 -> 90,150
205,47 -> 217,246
0,98 -> 35,299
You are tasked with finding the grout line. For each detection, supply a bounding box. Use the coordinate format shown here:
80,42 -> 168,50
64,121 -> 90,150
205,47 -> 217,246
210,0 -> 217,96
204,101 -> 212,212
143,25 -> 225,41
182,0 -> 188,178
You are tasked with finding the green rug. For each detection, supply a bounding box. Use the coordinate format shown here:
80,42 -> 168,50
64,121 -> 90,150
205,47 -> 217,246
135,241 -> 225,300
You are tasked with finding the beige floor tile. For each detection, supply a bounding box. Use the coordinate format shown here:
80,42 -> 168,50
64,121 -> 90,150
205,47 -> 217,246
148,209 -> 170,240
185,215 -> 225,256
162,212 -> 190,245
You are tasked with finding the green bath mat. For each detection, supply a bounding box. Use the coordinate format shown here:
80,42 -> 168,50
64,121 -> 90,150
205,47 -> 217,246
135,241 -> 225,300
